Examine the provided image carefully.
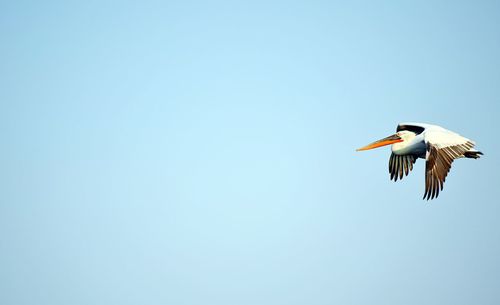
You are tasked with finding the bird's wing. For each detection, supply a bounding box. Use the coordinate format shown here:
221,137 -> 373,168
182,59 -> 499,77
423,130 -> 475,200
389,153 -> 417,181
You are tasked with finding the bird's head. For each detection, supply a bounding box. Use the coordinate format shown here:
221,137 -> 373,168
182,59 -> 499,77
356,130 -> 415,151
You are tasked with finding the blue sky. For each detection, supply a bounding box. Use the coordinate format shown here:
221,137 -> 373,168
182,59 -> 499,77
1,1 -> 500,304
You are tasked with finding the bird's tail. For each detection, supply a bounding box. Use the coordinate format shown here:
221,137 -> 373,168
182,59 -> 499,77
463,150 -> 483,159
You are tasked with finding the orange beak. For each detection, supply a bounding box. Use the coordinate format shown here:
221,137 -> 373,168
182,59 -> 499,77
356,134 -> 403,151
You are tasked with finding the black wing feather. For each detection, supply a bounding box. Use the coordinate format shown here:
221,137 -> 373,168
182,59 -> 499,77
389,153 -> 417,182
424,141 -> 475,200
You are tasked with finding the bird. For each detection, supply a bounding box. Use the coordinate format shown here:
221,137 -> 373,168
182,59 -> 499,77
356,122 -> 483,200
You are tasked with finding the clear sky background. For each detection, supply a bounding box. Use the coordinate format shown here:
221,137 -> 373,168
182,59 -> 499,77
1,1 -> 500,304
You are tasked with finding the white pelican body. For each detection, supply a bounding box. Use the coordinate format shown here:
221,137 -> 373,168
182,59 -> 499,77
357,122 -> 483,200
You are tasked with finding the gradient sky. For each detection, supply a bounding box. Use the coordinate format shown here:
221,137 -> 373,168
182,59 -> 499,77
1,1 -> 500,305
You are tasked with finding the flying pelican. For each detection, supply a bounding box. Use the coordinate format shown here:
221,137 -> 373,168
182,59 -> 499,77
356,123 -> 483,200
